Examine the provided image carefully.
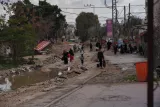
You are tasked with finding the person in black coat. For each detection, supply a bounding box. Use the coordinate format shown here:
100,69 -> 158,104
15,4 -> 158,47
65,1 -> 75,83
120,45 -> 124,54
114,43 -> 118,55
107,41 -> 112,50
90,42 -> 93,51
124,43 -> 127,53
97,48 -> 104,68
62,50 -> 68,64
129,44 -> 133,54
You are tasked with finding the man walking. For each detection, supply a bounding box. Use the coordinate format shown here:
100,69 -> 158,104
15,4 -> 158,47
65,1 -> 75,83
97,48 -> 104,69
114,43 -> 118,55
90,42 -> 93,51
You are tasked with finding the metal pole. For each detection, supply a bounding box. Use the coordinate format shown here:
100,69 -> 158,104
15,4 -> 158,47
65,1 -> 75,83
124,6 -> 126,24
124,6 -> 126,37
128,3 -> 131,39
128,3 -> 131,21
147,0 -> 154,106
112,0 -> 114,41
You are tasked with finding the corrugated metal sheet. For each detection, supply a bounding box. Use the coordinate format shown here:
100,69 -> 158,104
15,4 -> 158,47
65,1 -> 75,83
34,41 -> 51,51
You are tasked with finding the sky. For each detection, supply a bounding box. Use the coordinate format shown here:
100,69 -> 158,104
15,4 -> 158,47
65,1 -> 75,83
0,0 -> 146,25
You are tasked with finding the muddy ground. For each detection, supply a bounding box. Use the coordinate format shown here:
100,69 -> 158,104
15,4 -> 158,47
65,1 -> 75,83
0,43 -> 139,107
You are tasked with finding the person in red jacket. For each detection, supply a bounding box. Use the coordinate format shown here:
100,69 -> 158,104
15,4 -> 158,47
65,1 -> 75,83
69,48 -> 74,62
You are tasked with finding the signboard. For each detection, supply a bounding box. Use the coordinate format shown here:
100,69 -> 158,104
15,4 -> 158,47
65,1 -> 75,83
106,20 -> 113,37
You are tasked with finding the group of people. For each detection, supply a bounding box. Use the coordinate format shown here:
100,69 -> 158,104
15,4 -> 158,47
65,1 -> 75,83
119,43 -> 134,54
113,42 -> 144,56
62,48 -> 74,65
61,41 -> 106,70
62,43 -> 85,68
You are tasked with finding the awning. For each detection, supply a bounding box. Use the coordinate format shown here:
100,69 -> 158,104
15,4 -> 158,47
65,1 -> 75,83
34,41 -> 51,51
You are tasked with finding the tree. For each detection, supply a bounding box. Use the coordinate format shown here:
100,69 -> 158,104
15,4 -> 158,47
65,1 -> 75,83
0,17 -> 36,64
76,12 -> 99,42
9,0 -> 66,40
0,0 -> 66,65
35,0 -> 66,40
0,0 -> 36,64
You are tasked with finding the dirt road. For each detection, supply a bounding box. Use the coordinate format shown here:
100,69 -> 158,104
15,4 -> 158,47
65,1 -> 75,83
0,44 -> 147,107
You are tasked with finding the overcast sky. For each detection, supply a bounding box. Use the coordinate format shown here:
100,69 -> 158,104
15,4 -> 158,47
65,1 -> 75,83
0,0 -> 146,25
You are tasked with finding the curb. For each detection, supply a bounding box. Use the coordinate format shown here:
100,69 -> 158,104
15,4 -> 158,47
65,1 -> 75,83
44,71 -> 102,107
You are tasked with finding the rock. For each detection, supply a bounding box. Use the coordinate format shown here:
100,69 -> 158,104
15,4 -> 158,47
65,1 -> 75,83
15,71 -> 20,75
42,86 -> 56,92
26,66 -> 32,72
10,69 -> 16,74
74,71 -> 81,74
80,67 -> 88,71
67,70 -> 73,74
35,60 -> 43,67
59,76 -> 67,79
58,71 -> 62,76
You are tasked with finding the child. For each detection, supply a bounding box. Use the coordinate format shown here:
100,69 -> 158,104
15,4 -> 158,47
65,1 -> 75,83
80,54 -> 84,66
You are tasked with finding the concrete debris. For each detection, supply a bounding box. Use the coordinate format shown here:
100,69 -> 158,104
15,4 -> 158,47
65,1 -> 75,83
80,67 -> 88,71
43,55 -> 61,65
74,71 -> 81,74
34,60 -> 43,67
58,72 -> 63,76
122,67 -> 128,71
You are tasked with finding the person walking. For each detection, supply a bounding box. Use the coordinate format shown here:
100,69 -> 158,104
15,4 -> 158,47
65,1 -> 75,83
114,43 -> 118,55
97,48 -> 104,69
69,48 -> 74,62
129,44 -> 133,54
90,42 -> 93,51
80,54 -> 84,66
96,41 -> 100,51
124,43 -> 127,53
107,41 -> 112,50
73,44 -> 77,52
62,50 -> 68,64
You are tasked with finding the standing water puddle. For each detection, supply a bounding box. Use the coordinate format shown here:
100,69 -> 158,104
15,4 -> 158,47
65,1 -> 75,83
0,68 -> 60,91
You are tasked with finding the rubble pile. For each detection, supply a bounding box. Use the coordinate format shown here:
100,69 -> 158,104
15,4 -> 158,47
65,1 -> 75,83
0,66 -> 38,79
43,55 -> 61,65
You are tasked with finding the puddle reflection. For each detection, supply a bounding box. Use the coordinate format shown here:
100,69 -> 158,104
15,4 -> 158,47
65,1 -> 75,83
0,78 -> 12,92
0,68 -> 60,91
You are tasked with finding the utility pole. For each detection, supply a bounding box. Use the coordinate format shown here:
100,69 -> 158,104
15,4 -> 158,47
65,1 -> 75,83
124,6 -> 126,37
112,0 -> 118,41
128,3 -> 131,22
128,3 -> 131,39
124,6 -> 126,24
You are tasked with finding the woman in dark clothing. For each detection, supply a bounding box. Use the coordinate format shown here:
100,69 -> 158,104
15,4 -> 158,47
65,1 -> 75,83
129,44 -> 133,54
97,49 -> 104,68
62,50 -> 68,64
120,45 -> 124,54
90,42 -> 93,51
114,43 -> 118,55
107,41 -> 112,50
133,45 -> 137,53
124,43 -> 127,53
